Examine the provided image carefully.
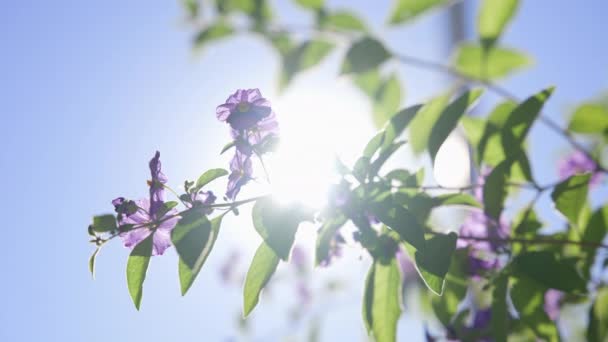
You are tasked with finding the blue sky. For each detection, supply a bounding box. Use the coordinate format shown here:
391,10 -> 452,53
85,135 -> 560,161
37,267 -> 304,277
1,1 -> 607,341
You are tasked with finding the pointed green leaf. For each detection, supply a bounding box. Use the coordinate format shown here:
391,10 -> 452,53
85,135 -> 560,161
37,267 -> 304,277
281,39 -> 335,89
172,210 -> 224,295
551,173 -> 591,228
295,0 -> 323,10
315,215 -> 347,265
195,168 -> 229,189
243,242 -> 280,317
511,276 -> 559,342
389,0 -> 450,24
568,103 -> 608,134
454,43 -> 531,80
409,94 -> 450,154
478,0 -> 519,48
322,11 -> 367,32
587,287 -> 608,342
252,197 -> 308,260
431,249 -> 469,326
126,233 -> 154,310
193,21 -> 234,50
502,87 -> 554,149
341,37 -> 390,75
89,248 -> 100,279
372,74 -> 402,128
362,263 -> 375,334
369,197 -> 426,251
369,258 -> 402,342
429,89 -> 483,163
413,232 -> 457,295
483,159 -> 512,220
383,105 -> 422,149
512,251 -> 587,293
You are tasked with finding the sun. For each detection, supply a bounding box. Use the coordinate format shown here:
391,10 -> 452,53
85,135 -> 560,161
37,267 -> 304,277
264,86 -> 374,209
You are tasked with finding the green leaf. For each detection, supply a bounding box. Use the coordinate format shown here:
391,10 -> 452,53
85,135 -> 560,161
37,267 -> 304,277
551,173 -> 591,228
372,74 -> 402,128
478,0 -> 519,48
369,196 -> 426,251
322,11 -> 367,32
172,210 -> 224,295
502,87 -> 554,149
252,197 -> 308,260
490,275 -> 509,342
454,43 -> 531,80
587,287 -> 608,342
431,249 -> 469,326
89,248 -> 100,279
315,214 -> 347,265
568,103 -> 608,134
126,233 -> 154,310
281,39 -> 335,89
195,168 -> 229,189
92,214 -> 117,233
483,159 -> 512,220
295,0 -> 323,10
220,141 -> 236,154
353,69 -> 382,98
243,242 -> 280,317
409,94 -> 450,154
193,21 -> 234,50
510,276 -> 559,342
413,232 -> 457,295
435,193 -> 482,208
341,37 -> 390,75
428,88 -> 483,163
383,105 -> 422,149
182,0 -> 199,18
363,132 -> 386,159
581,206 -> 608,278
389,0 -> 450,24
364,258 -> 402,342
512,251 -> 587,293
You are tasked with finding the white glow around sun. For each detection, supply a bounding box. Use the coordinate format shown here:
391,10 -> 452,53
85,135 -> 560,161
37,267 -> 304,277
264,86 -> 373,209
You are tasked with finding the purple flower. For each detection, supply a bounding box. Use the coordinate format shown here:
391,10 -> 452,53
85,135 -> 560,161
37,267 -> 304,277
216,88 -> 272,131
226,150 -> 253,200
291,245 -> 308,273
116,152 -> 179,256
231,111 -> 280,154
188,190 -> 217,214
544,289 -> 563,321
467,251 -> 499,276
558,150 -> 602,186
296,281 -> 312,306
118,199 -> 179,256
148,151 -> 168,217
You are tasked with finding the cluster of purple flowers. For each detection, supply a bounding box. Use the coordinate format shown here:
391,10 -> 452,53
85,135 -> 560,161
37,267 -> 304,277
558,150 -> 602,186
216,89 -> 279,200
113,152 -> 180,256
459,168 -> 510,276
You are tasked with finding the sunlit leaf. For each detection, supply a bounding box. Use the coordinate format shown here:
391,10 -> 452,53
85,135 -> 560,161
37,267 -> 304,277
483,159 -> 511,220
587,287 -> 608,342
511,276 -> 559,342
431,249 -> 468,326
408,93 -> 450,154
341,37 -> 390,75
428,88 -> 483,163
568,103 -> 608,134
252,197 -> 309,260
551,173 -> 591,228
243,242 -> 280,317
322,11 -> 367,32
369,196 -> 426,251
512,251 -> 587,293
315,214 -> 347,265
353,69 -> 382,98
389,0 -> 450,24
193,21 -> 234,50
172,210 -> 224,295
295,0 -> 323,10
195,168 -> 229,190
383,105 -> 422,149
454,43 -> 532,80
372,73 -> 402,128
478,0 -> 519,48
281,39 -> 335,89
413,232 -> 457,295
364,258 -> 402,342
502,87 -> 554,149
126,234 -> 154,310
